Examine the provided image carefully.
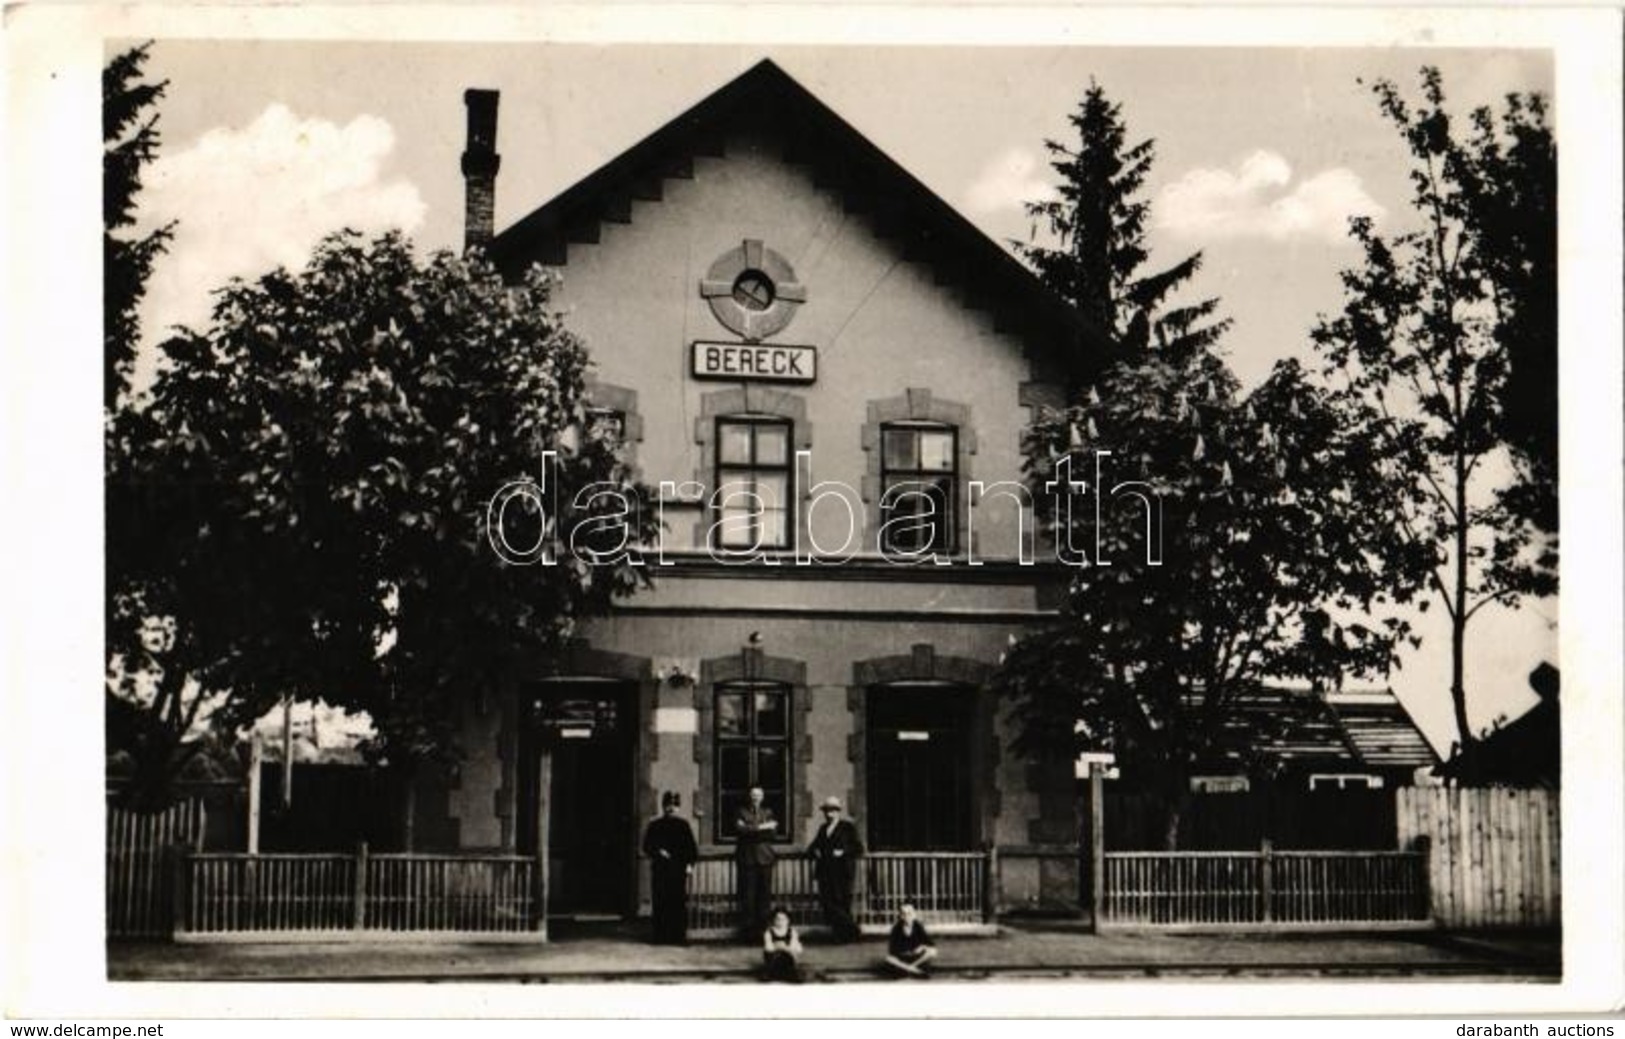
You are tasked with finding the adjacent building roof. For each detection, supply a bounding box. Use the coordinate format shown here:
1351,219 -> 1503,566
488,58 -> 1118,380
1437,662 -> 1559,787
1195,686 -> 1438,777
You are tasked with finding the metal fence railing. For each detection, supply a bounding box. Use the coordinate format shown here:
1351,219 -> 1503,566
686,850 -> 992,935
1100,843 -> 1429,927
176,847 -> 541,941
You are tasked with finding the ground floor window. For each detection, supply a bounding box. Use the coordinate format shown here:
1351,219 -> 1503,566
714,681 -> 792,843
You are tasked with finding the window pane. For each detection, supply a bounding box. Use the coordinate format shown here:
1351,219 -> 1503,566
754,745 -> 787,795
757,509 -> 786,548
882,427 -> 917,470
719,744 -> 752,791
716,692 -> 748,736
754,424 -> 789,466
717,792 -> 746,840
884,481 -> 936,515
718,423 -> 752,465
763,791 -> 788,837
715,477 -> 755,509
883,480 -> 948,553
754,474 -> 785,512
718,509 -> 759,548
919,430 -> 955,472
588,409 -> 625,441
754,689 -> 786,737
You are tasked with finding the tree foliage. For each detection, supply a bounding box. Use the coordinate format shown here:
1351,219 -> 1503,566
995,350 -> 1432,846
104,42 -> 174,412
109,231 -> 656,804
1018,81 -> 1229,367
104,42 -> 190,807
1459,93 -> 1557,537
1310,68 -> 1557,767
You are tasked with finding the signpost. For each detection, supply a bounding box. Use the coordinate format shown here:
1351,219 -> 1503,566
1076,751 -> 1115,932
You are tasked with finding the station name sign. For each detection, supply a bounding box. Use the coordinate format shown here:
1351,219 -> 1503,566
691,341 -> 817,384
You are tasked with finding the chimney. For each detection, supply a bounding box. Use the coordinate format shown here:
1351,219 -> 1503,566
461,89 -> 501,252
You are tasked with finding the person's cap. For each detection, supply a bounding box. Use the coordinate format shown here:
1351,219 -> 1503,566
820,797 -> 843,811
662,791 -> 681,807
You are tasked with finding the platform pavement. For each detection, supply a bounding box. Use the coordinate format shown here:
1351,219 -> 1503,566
106,923 -> 1561,983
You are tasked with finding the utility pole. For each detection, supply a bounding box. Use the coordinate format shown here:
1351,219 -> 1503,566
247,732 -> 262,854
533,733 -> 552,940
280,697 -> 295,807
1089,760 -> 1105,931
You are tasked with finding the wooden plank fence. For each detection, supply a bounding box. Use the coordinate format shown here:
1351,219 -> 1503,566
175,847 -> 542,942
686,850 -> 993,936
107,799 -> 205,939
1397,787 -> 1560,928
1099,844 -> 1429,928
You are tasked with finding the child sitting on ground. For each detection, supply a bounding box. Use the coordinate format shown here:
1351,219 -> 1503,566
884,902 -> 938,978
760,908 -> 805,983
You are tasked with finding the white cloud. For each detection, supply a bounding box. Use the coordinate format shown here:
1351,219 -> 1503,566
963,146 -> 1057,215
137,104 -> 427,347
1156,150 -> 1384,243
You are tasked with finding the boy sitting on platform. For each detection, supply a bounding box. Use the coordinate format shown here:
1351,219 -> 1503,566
883,902 -> 938,978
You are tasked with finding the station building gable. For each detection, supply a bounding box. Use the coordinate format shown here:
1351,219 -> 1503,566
429,59 -> 1111,919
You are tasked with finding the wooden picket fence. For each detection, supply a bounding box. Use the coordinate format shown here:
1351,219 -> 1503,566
1397,787 -> 1560,928
686,850 -> 993,935
106,799 -> 205,939
1099,845 -> 1430,929
174,847 -> 543,942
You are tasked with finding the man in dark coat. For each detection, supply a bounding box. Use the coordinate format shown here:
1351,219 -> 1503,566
734,786 -> 778,939
642,791 -> 698,945
808,796 -> 864,941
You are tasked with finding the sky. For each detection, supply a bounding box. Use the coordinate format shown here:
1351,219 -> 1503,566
124,39 -> 1558,757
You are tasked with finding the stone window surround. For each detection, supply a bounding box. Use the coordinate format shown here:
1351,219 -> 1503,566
847,644 -> 1000,849
583,377 -> 645,466
689,387 -> 812,551
693,646 -> 813,851
860,389 -> 979,558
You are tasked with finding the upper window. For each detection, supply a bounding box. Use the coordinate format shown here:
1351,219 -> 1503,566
714,417 -> 793,551
880,423 -> 957,554
714,682 -> 792,843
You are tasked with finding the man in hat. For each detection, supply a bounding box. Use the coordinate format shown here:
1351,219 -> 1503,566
642,791 -> 698,945
808,795 -> 864,941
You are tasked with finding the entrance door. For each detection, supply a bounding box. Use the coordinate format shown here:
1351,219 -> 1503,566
866,685 -> 976,850
516,681 -> 636,917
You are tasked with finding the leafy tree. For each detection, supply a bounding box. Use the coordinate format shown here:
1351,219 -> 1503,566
1310,68 -> 1558,771
1459,93 -> 1557,538
110,231 -> 655,805
1019,81 -> 1229,366
996,351 -> 1432,847
104,42 -> 174,412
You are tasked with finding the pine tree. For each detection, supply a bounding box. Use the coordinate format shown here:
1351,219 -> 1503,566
104,42 -> 175,412
1019,81 -> 1229,362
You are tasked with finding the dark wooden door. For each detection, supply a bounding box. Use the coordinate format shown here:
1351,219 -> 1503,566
866,686 -> 975,850
517,682 -> 636,917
